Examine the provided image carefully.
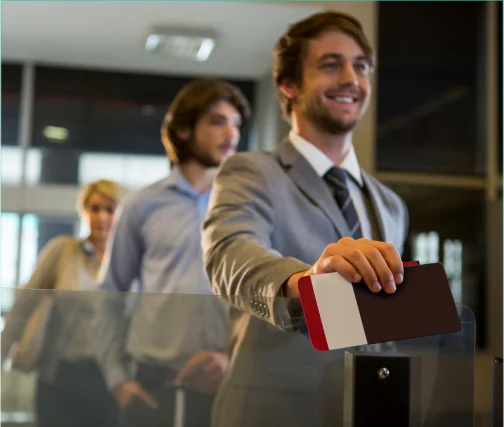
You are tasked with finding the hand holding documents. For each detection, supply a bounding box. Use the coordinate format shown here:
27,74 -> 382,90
285,238 -> 406,299
298,262 -> 462,351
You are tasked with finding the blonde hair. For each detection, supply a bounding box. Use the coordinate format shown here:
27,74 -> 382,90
77,179 -> 122,214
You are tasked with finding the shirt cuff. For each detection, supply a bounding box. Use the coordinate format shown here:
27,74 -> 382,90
105,363 -> 130,392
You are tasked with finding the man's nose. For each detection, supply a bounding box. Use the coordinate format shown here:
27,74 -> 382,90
226,123 -> 239,143
339,62 -> 359,87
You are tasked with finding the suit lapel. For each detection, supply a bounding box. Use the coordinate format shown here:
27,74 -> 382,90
276,140 -> 350,237
361,171 -> 394,244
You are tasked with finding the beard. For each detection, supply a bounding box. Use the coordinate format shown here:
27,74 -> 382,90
190,148 -> 220,168
300,90 -> 365,135
307,108 -> 358,135
183,139 -> 221,168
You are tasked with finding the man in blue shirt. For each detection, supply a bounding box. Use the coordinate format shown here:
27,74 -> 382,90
94,79 -> 251,427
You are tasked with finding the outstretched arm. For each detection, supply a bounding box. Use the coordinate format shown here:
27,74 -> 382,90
202,154 -> 310,330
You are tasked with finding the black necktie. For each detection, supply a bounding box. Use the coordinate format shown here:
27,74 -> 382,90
323,167 -> 363,239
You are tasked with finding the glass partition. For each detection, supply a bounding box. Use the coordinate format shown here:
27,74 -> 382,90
492,357 -> 504,427
1,288 -> 475,427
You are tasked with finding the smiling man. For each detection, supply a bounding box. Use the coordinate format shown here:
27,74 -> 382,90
94,79 -> 251,427
202,11 -> 409,427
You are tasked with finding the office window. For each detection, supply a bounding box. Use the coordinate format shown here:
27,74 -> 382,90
412,232 -> 463,304
23,149 -> 170,188
2,64 -> 23,186
1,146 -> 24,186
1,213 -> 20,313
30,65 -> 255,185
377,2 -> 486,174
389,184 -> 486,346
444,239 -> 463,303
18,214 -> 39,285
1,63 -> 22,147
1,213 -> 20,288
412,232 -> 439,265
78,152 -> 169,189
25,148 -> 43,185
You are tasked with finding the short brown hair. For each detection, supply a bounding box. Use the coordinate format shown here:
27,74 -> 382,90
273,11 -> 375,121
163,79 -> 251,164
77,179 -> 122,215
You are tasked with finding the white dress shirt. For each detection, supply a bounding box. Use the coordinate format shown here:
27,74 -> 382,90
289,131 -> 378,240
289,132 -> 393,352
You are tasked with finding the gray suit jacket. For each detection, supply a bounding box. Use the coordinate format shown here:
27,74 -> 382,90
202,139 -> 409,427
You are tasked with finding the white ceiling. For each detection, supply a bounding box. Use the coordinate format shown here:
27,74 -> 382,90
2,2 -> 330,79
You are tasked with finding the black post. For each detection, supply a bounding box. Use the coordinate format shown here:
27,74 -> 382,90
343,352 -> 421,427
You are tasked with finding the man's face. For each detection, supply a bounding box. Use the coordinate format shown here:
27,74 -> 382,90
185,100 -> 242,168
286,29 -> 371,135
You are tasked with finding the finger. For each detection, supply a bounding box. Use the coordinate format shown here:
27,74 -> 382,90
337,247 -> 382,293
204,361 -> 219,374
186,373 -> 221,394
135,388 -> 158,409
340,239 -> 402,292
203,368 -> 224,384
177,366 -> 191,380
360,245 -> 396,294
178,357 -> 205,379
188,353 -> 213,371
188,369 -> 218,387
323,237 -> 356,257
371,242 -> 404,284
180,368 -> 202,382
204,361 -> 226,380
178,352 -> 210,378
320,255 -> 362,283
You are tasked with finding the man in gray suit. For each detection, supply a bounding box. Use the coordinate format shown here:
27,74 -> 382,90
202,11 -> 409,427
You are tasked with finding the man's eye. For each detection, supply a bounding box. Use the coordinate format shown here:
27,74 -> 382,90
322,62 -> 338,69
355,63 -> 369,73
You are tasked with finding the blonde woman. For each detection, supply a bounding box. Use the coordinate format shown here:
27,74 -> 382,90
1,179 -> 122,427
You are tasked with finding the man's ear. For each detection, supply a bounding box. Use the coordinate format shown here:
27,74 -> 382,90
161,137 -> 178,164
279,80 -> 299,104
176,127 -> 191,141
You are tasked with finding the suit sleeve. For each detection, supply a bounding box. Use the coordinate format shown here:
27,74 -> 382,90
202,154 -> 310,331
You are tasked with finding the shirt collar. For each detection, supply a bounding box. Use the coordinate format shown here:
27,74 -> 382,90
289,131 -> 363,187
162,165 -> 204,197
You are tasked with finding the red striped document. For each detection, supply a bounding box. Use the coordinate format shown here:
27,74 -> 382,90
298,262 -> 462,351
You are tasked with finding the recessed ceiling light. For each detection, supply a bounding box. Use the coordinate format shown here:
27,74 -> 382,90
145,27 -> 217,62
43,126 -> 69,142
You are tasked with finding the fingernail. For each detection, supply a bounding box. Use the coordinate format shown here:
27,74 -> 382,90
394,274 -> 403,284
372,281 -> 382,293
386,282 -> 397,293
